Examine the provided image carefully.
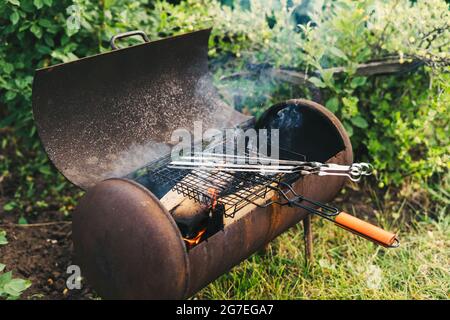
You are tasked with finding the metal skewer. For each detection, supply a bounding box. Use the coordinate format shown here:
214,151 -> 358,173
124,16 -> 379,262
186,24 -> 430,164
168,153 -> 374,181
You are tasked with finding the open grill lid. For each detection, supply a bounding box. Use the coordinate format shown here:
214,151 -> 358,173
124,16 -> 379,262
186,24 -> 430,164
32,29 -> 251,190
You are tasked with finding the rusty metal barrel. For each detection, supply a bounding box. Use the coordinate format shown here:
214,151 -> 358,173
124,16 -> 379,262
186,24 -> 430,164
32,29 -> 353,299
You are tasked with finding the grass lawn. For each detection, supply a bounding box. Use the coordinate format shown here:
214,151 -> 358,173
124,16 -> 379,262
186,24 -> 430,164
195,186 -> 450,300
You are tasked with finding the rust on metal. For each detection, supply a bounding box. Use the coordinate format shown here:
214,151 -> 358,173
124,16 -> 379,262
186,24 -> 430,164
72,178 -> 190,299
303,215 -> 313,263
32,29 -> 251,190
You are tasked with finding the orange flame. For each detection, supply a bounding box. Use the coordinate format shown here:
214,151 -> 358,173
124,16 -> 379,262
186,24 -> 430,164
183,228 -> 206,247
208,188 -> 218,210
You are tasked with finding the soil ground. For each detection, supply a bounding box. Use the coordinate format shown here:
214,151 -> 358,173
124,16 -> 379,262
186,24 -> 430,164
0,211 -> 94,299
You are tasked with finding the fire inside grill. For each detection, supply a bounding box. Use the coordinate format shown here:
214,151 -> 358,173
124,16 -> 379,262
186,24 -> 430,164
127,136 -> 298,247
183,228 -> 206,248
127,132 -> 398,249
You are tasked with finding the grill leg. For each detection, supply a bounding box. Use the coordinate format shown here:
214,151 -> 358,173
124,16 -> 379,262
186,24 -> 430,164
303,214 -> 314,264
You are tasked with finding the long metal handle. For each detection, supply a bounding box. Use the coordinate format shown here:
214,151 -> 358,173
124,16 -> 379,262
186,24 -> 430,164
290,203 -> 399,248
110,30 -> 150,50
277,182 -> 340,217
282,187 -> 399,248
333,212 -> 399,248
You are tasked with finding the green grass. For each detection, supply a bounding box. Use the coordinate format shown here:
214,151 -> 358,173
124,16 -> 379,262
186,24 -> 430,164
194,202 -> 449,300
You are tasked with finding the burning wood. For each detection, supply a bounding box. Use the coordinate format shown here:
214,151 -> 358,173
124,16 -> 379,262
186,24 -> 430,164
169,197 -> 210,239
158,182 -> 222,247
183,228 -> 206,248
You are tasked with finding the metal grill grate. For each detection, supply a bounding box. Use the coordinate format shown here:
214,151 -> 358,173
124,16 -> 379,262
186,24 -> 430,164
124,130 -> 347,219
129,152 -> 297,218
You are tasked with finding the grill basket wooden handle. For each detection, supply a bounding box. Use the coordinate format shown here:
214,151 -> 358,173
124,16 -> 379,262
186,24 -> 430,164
334,212 -> 399,248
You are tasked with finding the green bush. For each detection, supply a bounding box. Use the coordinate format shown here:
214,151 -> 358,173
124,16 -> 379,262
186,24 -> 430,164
0,231 -> 31,299
191,0 -> 450,187
0,0 -> 157,215
0,0 -> 448,215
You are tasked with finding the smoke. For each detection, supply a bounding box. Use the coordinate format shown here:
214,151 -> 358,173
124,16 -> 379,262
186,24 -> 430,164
96,1 -> 322,183
209,0 -> 321,114
106,140 -> 171,180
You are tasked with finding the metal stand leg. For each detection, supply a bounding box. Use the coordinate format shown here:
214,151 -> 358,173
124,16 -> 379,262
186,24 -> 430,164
303,214 -> 314,264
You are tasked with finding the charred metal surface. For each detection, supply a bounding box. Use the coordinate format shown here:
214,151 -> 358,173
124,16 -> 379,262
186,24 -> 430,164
256,99 -> 348,162
33,29 -> 251,189
259,99 -> 353,243
72,178 -> 190,299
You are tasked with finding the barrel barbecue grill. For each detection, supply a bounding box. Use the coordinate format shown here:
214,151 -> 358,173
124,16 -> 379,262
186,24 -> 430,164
32,29 -> 397,300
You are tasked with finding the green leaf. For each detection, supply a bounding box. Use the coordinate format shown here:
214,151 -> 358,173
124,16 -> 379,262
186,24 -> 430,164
321,69 -> 335,87
3,202 -> 15,212
10,11 -> 20,25
0,273 -> 31,299
0,271 -> 13,287
18,217 -> 28,225
43,0 -> 52,6
343,121 -> 354,137
350,77 -> 367,88
5,91 -> 17,101
351,116 -> 369,128
4,279 -> 32,296
3,63 -> 14,74
104,0 -> 115,9
38,165 -> 52,175
0,264 -> 5,272
3,286 -> 20,297
325,97 -> 339,113
33,0 -> 44,9
341,96 -> 359,117
342,96 -> 358,108
0,230 -> 8,245
21,0 -> 34,12
37,45 -> 52,55
8,0 -> 20,6
30,24 -> 43,39
328,47 -> 347,60
44,35 -> 54,47
38,19 -> 53,28
308,76 -> 327,88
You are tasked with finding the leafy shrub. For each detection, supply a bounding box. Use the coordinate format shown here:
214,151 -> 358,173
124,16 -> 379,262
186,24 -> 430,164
159,0 -> 449,186
0,0 -> 155,215
0,230 -> 7,245
0,263 -> 32,300
0,231 -> 32,300
0,0 -> 448,216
